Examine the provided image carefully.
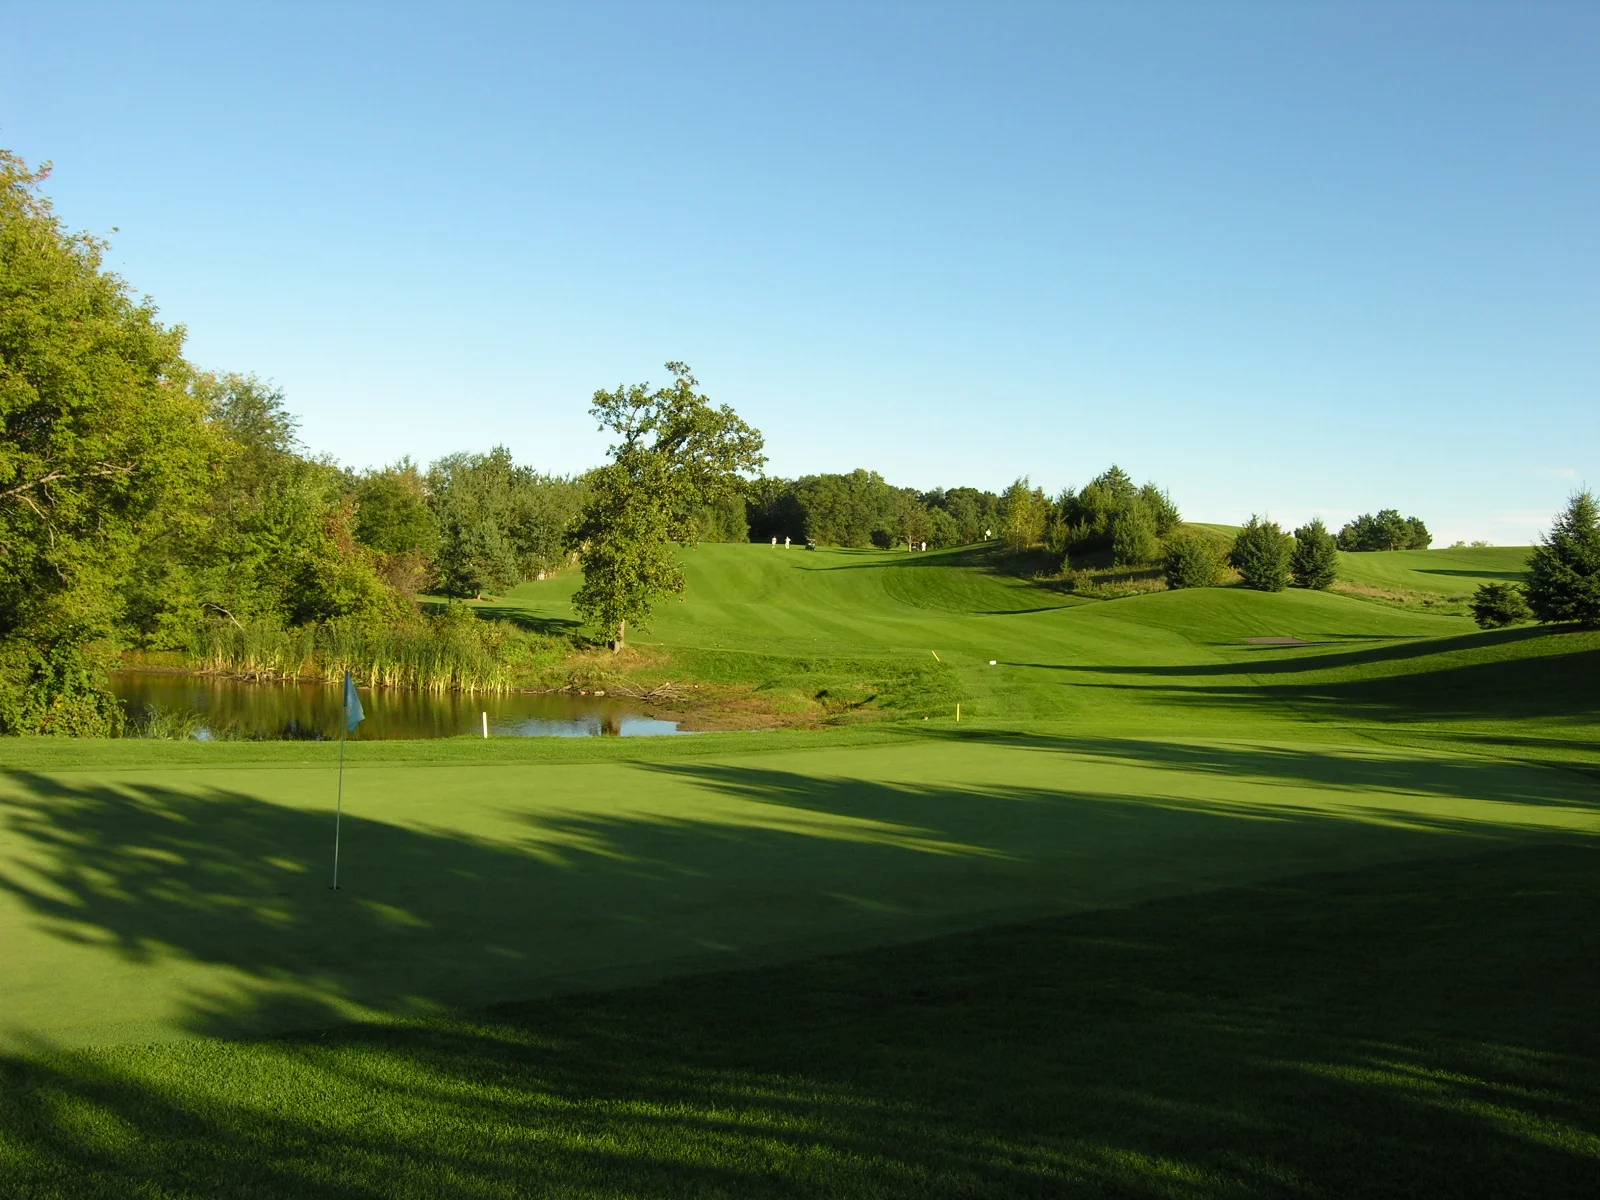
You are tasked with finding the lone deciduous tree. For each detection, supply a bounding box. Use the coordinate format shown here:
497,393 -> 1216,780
570,364 -> 764,650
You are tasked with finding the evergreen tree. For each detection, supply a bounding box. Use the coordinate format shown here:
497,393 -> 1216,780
1470,583 -> 1532,629
1524,492 -> 1600,626
1290,518 -> 1339,589
1163,535 -> 1219,589
1230,517 -> 1293,591
1110,499 -> 1159,566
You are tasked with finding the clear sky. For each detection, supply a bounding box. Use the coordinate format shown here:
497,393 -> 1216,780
3,1 -> 1595,543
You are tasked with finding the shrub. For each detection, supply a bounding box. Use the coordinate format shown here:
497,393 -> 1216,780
1524,491 -> 1600,627
1230,517 -> 1293,592
1470,583 -> 1531,629
1290,519 -> 1339,590
1163,536 -> 1219,589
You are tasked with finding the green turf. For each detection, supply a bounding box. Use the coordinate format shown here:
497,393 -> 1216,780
2,543 -> 1596,1196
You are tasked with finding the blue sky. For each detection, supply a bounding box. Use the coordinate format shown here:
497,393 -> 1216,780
3,1 -> 1595,543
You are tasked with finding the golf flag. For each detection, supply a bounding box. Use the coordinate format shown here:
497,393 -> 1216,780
332,672 -> 363,890
343,671 -> 365,733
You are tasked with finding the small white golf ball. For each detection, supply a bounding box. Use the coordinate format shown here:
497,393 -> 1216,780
989,660 -> 997,666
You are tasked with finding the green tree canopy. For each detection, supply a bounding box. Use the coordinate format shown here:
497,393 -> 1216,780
1162,534 -> 1219,589
1000,478 -> 1048,551
1336,509 -> 1431,551
1230,517 -> 1293,592
1524,492 -> 1600,627
1290,518 -> 1339,590
571,364 -> 764,649
1471,582 -> 1532,630
1055,465 -> 1181,563
1,151 -> 218,732
1111,499 -> 1160,566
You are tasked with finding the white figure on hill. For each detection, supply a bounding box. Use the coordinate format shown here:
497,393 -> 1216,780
785,536 -> 791,548
771,537 -> 777,546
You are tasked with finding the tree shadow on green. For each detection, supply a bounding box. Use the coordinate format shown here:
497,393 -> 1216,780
1,844 -> 1595,1198
1021,625 -> 1577,680
888,729 -> 1600,812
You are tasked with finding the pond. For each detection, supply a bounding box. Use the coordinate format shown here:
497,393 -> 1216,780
110,672 -> 688,740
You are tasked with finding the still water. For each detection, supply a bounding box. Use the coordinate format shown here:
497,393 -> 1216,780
110,672 -> 687,740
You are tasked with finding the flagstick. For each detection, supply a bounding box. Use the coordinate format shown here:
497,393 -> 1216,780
332,693 -> 346,890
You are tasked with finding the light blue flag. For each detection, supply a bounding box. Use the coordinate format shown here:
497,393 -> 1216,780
343,670 -> 365,734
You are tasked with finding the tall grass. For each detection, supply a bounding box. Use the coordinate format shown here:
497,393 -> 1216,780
191,609 -> 565,692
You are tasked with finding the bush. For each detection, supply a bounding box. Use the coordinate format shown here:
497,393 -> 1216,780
1290,519 -> 1339,589
1470,583 -> 1532,629
1230,517 -> 1293,592
0,637 -> 125,737
1524,491 -> 1600,627
1163,536 -> 1219,589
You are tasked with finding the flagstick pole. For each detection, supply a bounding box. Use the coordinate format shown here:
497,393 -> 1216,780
332,693 -> 346,890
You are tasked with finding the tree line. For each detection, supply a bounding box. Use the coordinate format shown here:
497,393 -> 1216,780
6,148 -> 1596,736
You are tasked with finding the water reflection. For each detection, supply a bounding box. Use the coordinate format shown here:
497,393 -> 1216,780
110,673 -> 687,740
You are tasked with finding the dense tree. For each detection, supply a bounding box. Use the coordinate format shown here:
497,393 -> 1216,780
427,449 -> 583,598
355,459 -> 438,556
1290,518 -> 1339,590
895,496 -> 932,551
1470,583 -> 1532,629
790,469 -> 899,547
1230,517 -> 1293,591
1054,466 -> 1181,563
1163,535 -> 1219,589
1337,509 -> 1431,551
744,476 -> 806,544
1,151 -> 218,732
928,486 -> 1001,544
429,449 -> 529,599
926,506 -> 960,548
1000,478 -> 1048,551
1111,499 -> 1160,566
1523,492 -> 1600,627
571,363 -> 764,649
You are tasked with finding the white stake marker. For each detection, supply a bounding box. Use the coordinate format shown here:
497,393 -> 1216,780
482,712 -> 488,739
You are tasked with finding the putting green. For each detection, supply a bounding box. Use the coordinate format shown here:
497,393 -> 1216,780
4,732 -> 1595,1048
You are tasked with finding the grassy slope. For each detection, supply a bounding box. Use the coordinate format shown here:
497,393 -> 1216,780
2,544 -> 1596,1196
1337,545 -> 1530,595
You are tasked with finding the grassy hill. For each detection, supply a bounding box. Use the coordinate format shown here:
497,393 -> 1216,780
2,543 -> 1595,1197
1334,545 -> 1531,614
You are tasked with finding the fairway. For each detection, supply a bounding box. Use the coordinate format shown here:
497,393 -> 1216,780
3,545 -> 1597,1196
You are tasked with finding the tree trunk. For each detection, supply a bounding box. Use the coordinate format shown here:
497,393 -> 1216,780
613,618 -> 626,653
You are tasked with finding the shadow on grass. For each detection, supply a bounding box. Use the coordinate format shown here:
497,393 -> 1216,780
1418,567 -> 1528,580
1021,624 -> 1572,680
0,844 -> 1595,1198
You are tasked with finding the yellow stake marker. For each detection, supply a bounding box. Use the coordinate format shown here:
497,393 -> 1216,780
956,703 -> 960,722
930,650 -> 941,662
